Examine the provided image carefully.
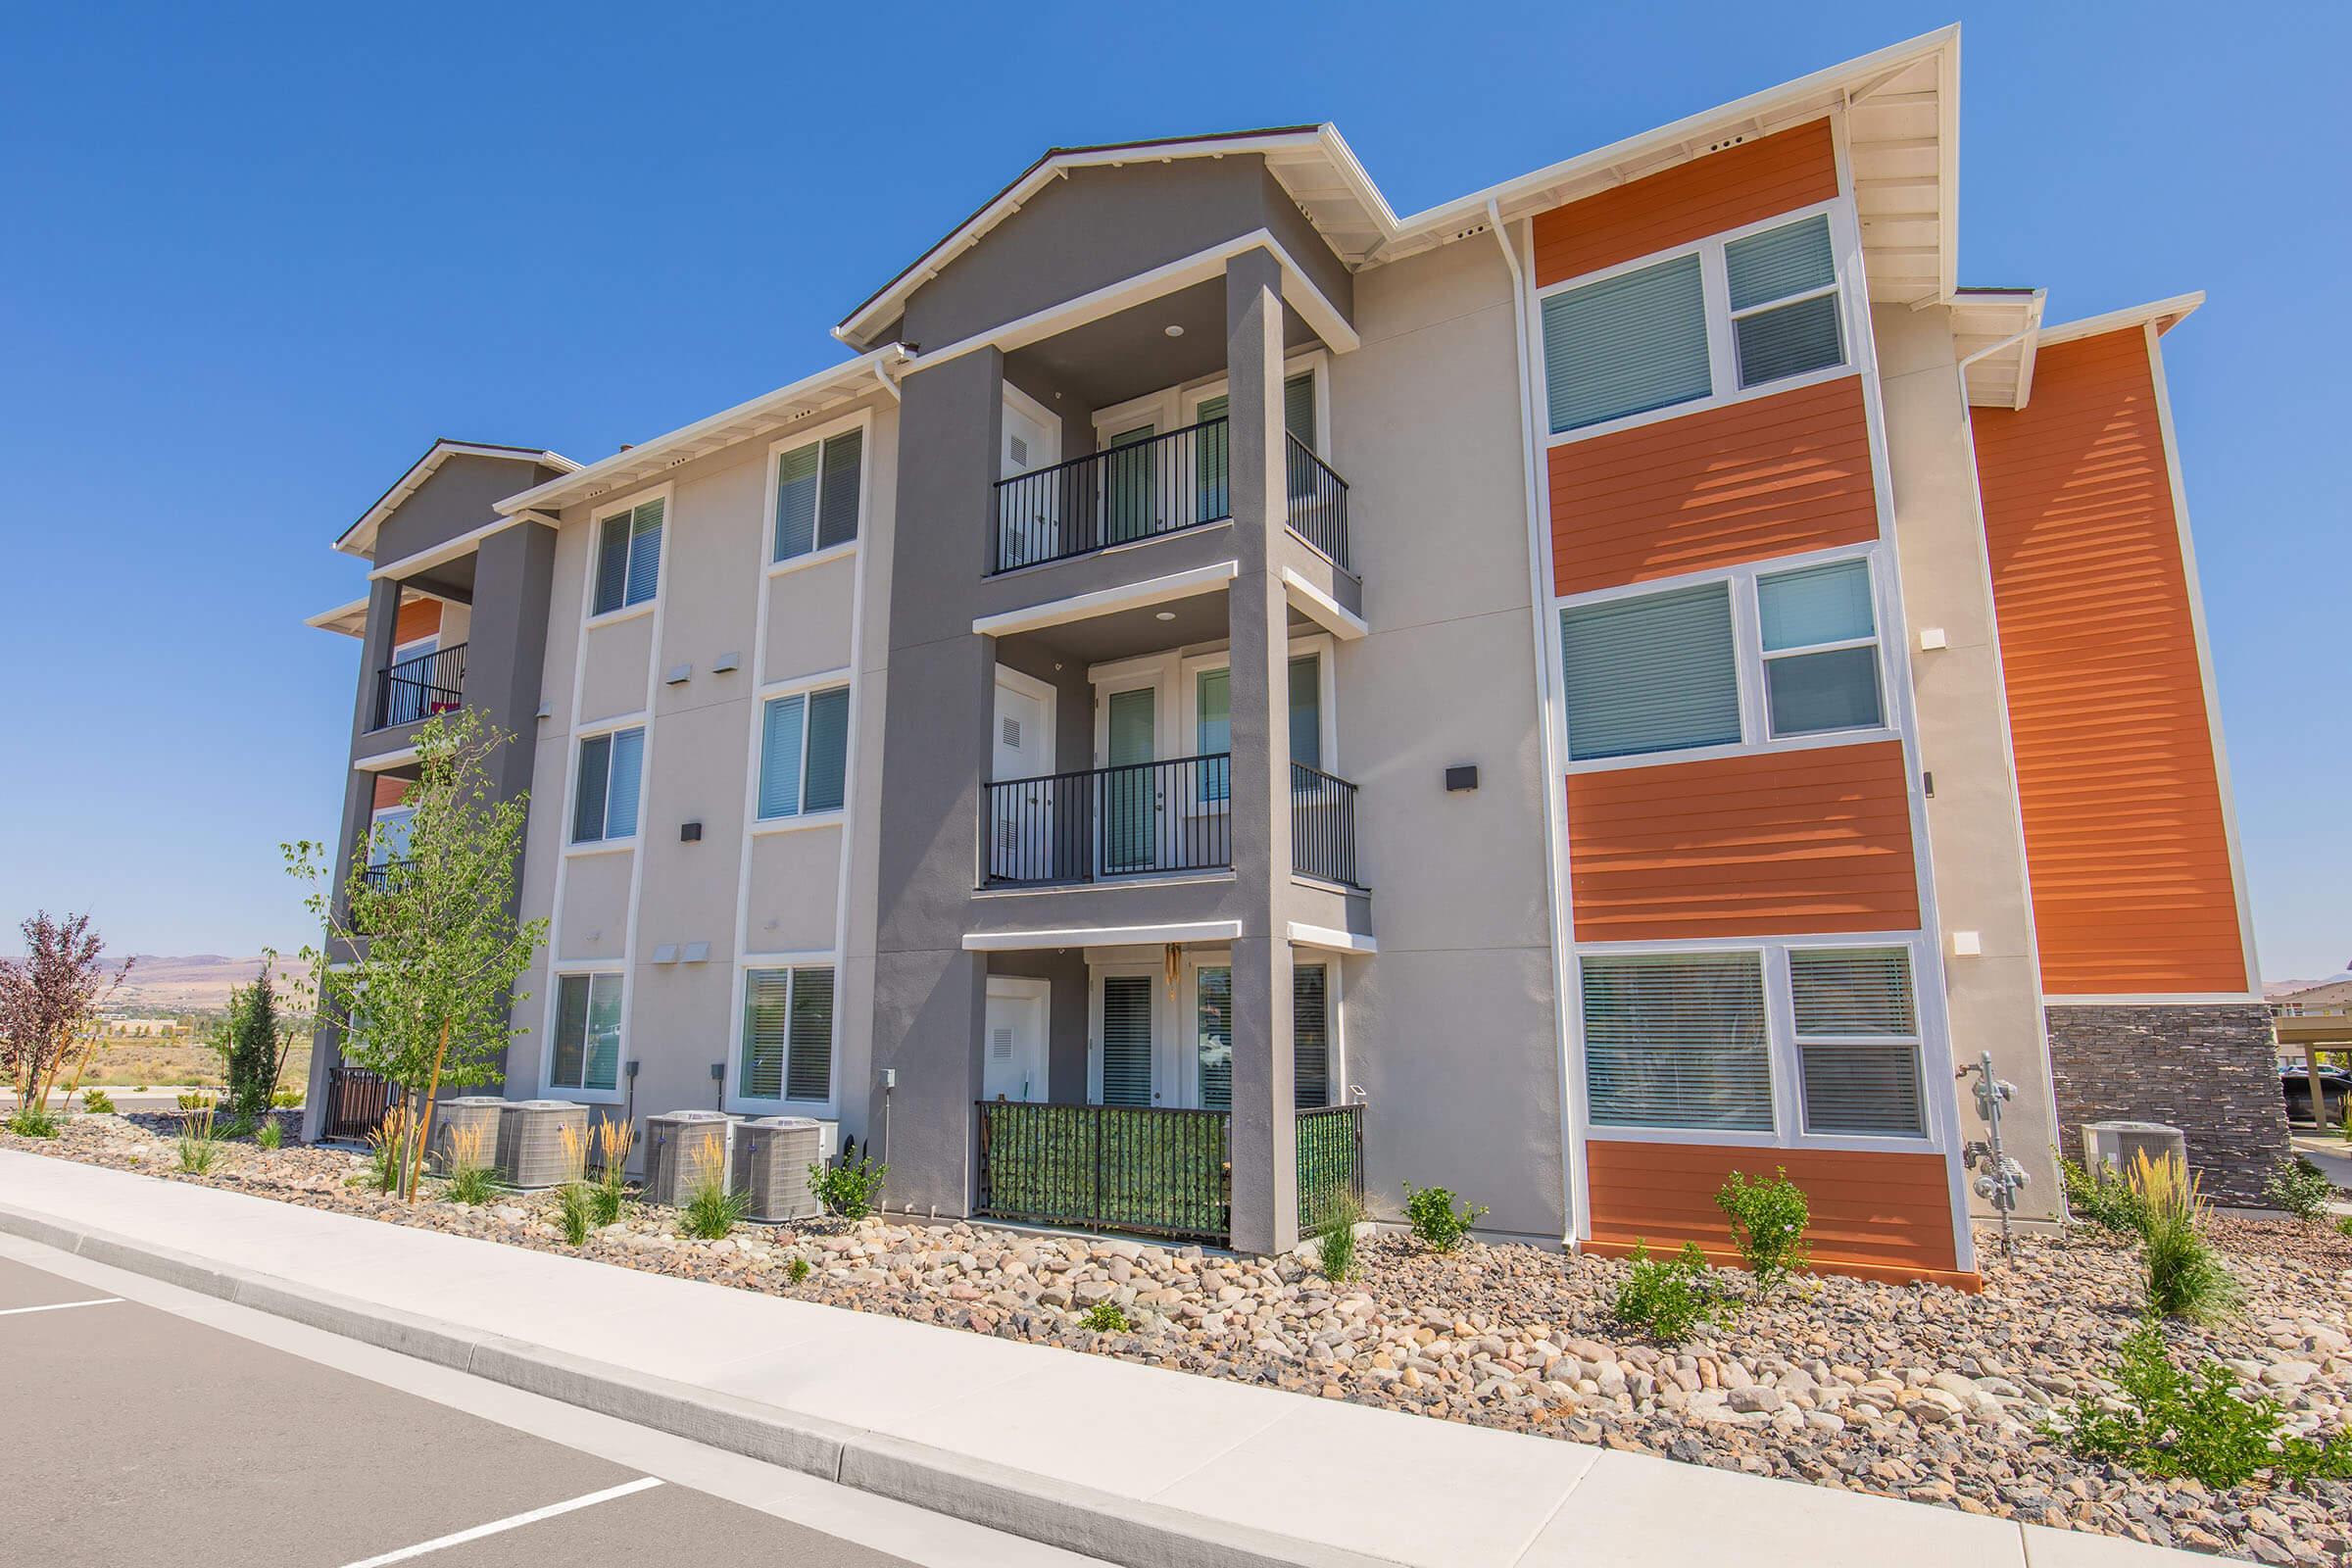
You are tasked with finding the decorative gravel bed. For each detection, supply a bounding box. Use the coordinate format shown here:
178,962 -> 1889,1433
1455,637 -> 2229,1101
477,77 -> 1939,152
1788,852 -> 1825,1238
9,1113 -> 2349,1565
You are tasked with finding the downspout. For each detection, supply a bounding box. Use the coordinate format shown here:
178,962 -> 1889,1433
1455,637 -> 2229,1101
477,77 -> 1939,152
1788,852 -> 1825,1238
871,345 -> 906,402
1491,199 -> 1584,1248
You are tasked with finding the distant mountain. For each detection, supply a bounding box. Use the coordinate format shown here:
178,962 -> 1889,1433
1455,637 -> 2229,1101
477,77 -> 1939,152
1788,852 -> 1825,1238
2267,973 -> 2352,1000
112,954 -> 302,1013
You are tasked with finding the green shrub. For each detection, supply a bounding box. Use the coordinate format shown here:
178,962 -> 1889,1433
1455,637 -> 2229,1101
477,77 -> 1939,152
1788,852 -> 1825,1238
177,1091 -> 215,1112
2062,1153 -> 2150,1234
5,1107 -> 62,1138
79,1088 -> 116,1115
444,1163 -> 497,1205
810,1152 -> 889,1220
2263,1155 -> 2334,1223
557,1183 -> 595,1247
177,1106 -> 221,1175
220,971 -> 284,1126
681,1173 -> 749,1240
1715,1168 -> 1810,1294
1400,1183 -> 1486,1251
2130,1150 -> 2239,1324
255,1118 -> 284,1151
218,1114 -> 257,1142
1079,1299 -> 1133,1334
2335,1212 -> 2352,1240
1313,1192 -> 1364,1283
786,1255 -> 812,1285
2048,1319 -> 2352,1489
271,1088 -> 302,1110
1612,1241 -> 1735,1343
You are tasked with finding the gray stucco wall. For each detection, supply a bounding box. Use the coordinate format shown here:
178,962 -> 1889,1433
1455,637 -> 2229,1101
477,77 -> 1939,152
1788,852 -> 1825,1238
2044,1003 -> 2288,1206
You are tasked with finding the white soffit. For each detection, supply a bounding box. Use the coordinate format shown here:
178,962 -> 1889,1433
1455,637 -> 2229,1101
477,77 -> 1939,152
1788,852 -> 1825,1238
1952,289 -> 2046,410
304,583 -> 434,640
498,346 -> 910,515
338,441 -> 578,561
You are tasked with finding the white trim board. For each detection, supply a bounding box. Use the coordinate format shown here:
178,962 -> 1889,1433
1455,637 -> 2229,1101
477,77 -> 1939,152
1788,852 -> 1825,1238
972,560 -> 1239,638
1287,922 -> 1375,955
962,920 -> 1244,952
1281,567 -> 1367,640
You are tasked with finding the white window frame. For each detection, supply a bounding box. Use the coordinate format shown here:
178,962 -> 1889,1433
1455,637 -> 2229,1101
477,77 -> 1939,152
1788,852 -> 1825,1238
1536,197 -> 1863,449
1557,543 -> 1895,774
1756,559 -> 1886,742
1788,947 -> 1928,1139
1576,933 -> 1946,1154
726,953 -> 841,1115
566,716 -> 648,851
367,803 -> 416,868
1088,960 -> 1166,1107
543,967 -> 626,1102
751,669 -> 854,830
762,408 -> 873,577
586,491 -> 668,624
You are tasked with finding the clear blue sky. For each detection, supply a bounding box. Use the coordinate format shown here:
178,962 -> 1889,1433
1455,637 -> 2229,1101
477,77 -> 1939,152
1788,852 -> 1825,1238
3,3 -> 2342,980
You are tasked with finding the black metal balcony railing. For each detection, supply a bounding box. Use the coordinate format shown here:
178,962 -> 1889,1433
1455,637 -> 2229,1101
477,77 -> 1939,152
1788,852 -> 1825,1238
992,418 -> 1231,573
1296,1102 -> 1365,1231
1290,763 -> 1362,889
983,755 -> 1232,886
372,642 -> 466,730
1285,433 -> 1350,569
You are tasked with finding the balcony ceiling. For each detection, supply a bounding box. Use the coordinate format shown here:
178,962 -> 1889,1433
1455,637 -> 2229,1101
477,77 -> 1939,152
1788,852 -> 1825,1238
1004,279 -> 1321,413
1005,590 -> 1315,669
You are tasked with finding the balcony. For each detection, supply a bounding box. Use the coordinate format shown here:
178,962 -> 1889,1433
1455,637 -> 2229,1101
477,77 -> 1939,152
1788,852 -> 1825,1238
371,642 -> 466,731
980,754 -> 1361,890
989,418 -> 1351,576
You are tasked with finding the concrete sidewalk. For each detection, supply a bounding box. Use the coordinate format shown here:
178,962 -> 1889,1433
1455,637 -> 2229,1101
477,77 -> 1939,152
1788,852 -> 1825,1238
0,1152 -> 2197,1568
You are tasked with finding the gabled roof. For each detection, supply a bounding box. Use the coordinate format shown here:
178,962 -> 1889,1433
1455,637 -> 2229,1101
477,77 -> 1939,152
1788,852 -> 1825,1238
2035,290 -> 2202,349
337,440 -> 578,560
835,25 -> 1963,346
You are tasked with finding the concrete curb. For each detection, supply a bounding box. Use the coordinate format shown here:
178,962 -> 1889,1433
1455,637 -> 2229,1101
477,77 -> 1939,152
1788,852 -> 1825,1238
0,1201 -> 1379,1568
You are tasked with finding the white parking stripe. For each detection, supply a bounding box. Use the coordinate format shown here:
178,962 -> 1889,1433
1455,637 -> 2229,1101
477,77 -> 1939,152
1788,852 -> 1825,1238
0,1297 -> 122,1317
337,1477 -> 664,1567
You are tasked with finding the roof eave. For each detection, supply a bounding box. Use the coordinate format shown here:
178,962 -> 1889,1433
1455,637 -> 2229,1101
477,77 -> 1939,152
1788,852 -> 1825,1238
334,441 -> 580,560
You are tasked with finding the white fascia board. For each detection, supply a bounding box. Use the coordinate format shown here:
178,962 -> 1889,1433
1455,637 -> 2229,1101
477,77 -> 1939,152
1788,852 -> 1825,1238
337,442 -> 579,561
1281,567 -> 1368,641
972,560 -> 1239,639
1286,921 -> 1376,955
497,347 -> 909,517
355,746 -> 419,772
2035,291 -> 2205,350
305,596 -> 371,637
1379,24 -> 1960,257
962,919 -> 1244,952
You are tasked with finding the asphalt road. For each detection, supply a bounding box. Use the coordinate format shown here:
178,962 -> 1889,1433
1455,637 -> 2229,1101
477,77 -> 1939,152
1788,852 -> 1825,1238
1,1252 -> 1049,1567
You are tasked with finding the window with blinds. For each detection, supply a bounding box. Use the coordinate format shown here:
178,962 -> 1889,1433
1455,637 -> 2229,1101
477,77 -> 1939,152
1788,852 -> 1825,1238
592,498 -> 663,615
1581,953 -> 1771,1131
1725,215 -> 1844,389
1194,371 -> 1316,448
1757,559 -> 1883,738
758,686 -> 850,819
773,429 -> 863,563
1293,963 -> 1331,1108
571,727 -> 645,843
1561,583 -> 1741,760
1288,654 -> 1321,769
740,965 -> 835,1102
551,972 -> 622,1092
1101,973 -> 1153,1106
1790,948 -> 1924,1136
1541,254 -> 1711,432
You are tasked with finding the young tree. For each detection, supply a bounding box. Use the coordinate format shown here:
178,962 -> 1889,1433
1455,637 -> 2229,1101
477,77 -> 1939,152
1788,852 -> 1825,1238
0,912 -> 131,1122
218,966 -> 287,1125
286,710 -> 546,1198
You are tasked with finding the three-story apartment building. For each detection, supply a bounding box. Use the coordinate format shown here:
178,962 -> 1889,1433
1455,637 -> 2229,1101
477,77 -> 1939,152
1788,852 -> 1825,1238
304,25 -> 2281,1283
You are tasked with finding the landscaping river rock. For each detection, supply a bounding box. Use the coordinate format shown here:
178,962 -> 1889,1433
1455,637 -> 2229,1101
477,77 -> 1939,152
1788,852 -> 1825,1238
9,1112 -> 2350,1566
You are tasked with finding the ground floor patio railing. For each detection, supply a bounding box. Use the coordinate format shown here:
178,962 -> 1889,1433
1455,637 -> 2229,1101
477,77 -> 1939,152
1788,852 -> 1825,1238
1295,1102 -> 1364,1230
323,1065 -> 401,1141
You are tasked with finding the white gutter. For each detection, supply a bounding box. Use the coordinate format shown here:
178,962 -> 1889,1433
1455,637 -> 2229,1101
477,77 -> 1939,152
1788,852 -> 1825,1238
1491,199 -> 1584,1249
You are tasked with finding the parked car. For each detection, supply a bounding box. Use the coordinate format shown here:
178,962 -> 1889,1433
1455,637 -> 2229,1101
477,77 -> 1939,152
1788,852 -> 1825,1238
2280,1064 -> 2352,1126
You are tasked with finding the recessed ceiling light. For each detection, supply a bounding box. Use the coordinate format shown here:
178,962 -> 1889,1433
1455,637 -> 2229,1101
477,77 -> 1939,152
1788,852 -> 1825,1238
1164,324 -> 1184,337
1155,611 -> 1177,621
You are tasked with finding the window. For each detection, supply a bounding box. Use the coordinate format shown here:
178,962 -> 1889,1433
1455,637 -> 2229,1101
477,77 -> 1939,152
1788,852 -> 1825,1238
741,965 -> 834,1102
571,727 -> 645,844
1540,209 -> 1849,436
368,806 -> 415,868
1289,654 -> 1322,769
1193,371 -> 1318,448
757,687 -> 850,819
1725,215 -> 1843,389
1561,583 -> 1740,760
1293,962 -> 1331,1108
592,499 -> 662,615
1582,953 -> 1771,1131
1542,254 -> 1711,432
1196,667 -> 1230,805
1100,973 -> 1154,1107
551,973 -> 622,1092
773,430 -> 862,563
1197,965 -> 1232,1110
1791,948 -> 1924,1136
1758,560 -> 1882,737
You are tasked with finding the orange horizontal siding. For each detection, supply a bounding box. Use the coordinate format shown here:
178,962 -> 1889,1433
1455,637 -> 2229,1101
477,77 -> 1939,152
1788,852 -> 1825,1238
394,598 -> 442,644
1586,1140 -> 1968,1284
1566,741 -> 1919,940
1549,376 -> 1880,596
1972,327 -> 2247,995
370,776 -> 410,810
1533,120 -> 1839,287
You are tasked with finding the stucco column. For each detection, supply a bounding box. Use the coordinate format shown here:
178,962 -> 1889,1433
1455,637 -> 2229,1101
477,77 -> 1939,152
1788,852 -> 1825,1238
1225,247 -> 1298,1255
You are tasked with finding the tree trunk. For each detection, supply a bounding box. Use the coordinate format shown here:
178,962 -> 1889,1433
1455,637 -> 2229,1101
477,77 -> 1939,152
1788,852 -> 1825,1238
406,1020 -> 452,1201
58,1026 -> 103,1110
